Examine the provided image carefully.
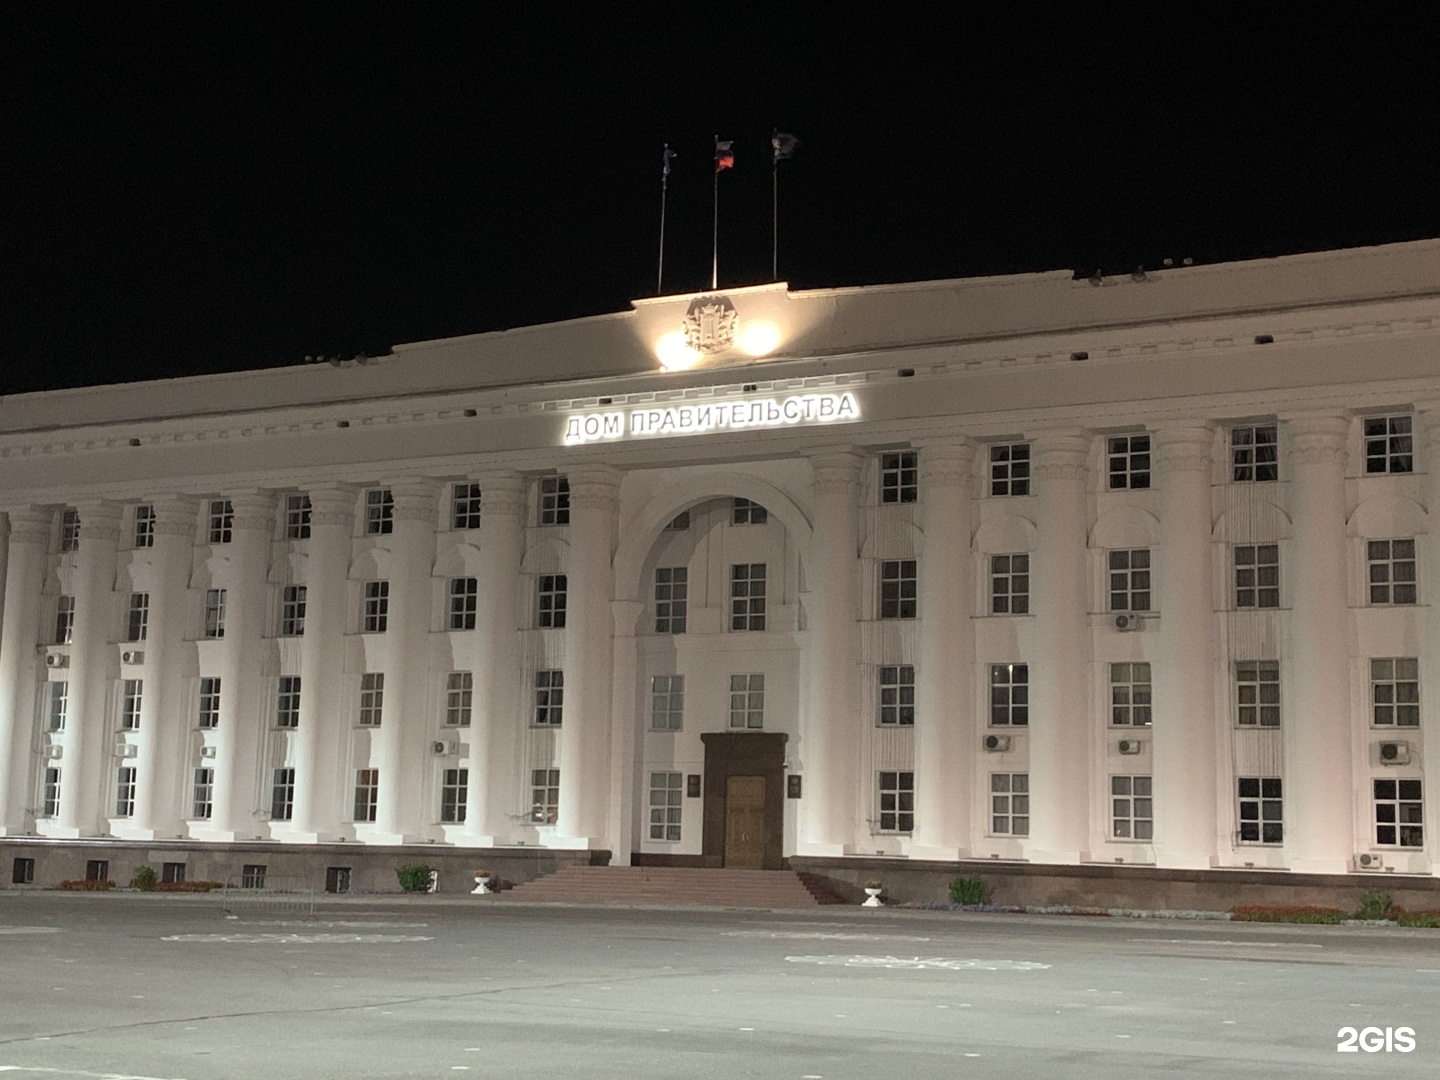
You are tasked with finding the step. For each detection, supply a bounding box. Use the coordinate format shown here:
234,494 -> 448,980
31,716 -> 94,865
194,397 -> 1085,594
497,867 -> 844,908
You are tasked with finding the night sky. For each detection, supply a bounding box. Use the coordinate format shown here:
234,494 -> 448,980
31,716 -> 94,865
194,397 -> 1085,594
4,6 -> 1439,395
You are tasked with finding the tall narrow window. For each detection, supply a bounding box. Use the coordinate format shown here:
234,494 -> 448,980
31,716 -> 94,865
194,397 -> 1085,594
1373,778 -> 1423,847
280,585 -> 307,636
1231,425 -> 1278,482
732,498 -> 767,525
208,499 -> 234,544
46,681 -> 68,732
989,444 -> 1030,496
880,451 -> 918,504
285,493 -> 312,540
530,768 -> 560,824
1109,663 -> 1152,727
271,768 -> 295,820
654,567 -> 688,633
1108,549 -> 1151,611
537,574 -> 568,628
877,665 -> 915,726
126,593 -> 150,642
362,580 -> 390,632
990,774 -> 1029,835
1235,661 -> 1280,727
1234,544 -> 1280,608
204,588 -> 227,639
444,672 -> 473,727
534,670 -> 563,726
449,577 -> 478,630
648,772 -> 684,841
440,768 -> 468,823
361,489 -> 393,535
59,509 -> 80,553
990,554 -> 1030,614
1237,776 -> 1283,843
730,564 -> 767,631
1111,775 -> 1153,839
197,677 -> 221,728
54,596 -> 75,645
1108,434 -> 1151,489
1370,658 -> 1420,727
358,673 -> 384,726
119,679 -> 142,731
877,771 -> 915,833
192,768 -> 214,820
989,663 -> 1029,726
115,767 -> 136,817
650,675 -> 685,731
42,768 -> 62,816
452,482 -> 482,530
133,504 -> 156,548
275,676 -> 301,728
539,477 -> 570,525
1364,415 -> 1413,474
879,559 -> 918,619
353,769 -> 379,822
728,673 -> 765,729
1367,539 -> 1417,605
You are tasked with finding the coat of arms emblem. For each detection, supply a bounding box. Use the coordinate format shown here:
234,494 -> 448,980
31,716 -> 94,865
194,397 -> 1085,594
682,295 -> 739,354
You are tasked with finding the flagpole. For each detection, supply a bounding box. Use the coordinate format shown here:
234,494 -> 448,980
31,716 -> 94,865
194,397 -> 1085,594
658,144 -> 669,295
772,145 -> 779,281
711,135 -> 719,290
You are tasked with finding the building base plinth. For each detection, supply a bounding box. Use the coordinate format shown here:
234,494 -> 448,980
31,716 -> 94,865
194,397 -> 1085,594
906,845 -> 972,862
1154,852 -> 1218,871
1288,856 -> 1352,876
1026,848 -> 1084,866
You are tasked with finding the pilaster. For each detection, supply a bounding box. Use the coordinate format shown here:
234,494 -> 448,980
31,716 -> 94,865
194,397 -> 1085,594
0,508 -> 53,834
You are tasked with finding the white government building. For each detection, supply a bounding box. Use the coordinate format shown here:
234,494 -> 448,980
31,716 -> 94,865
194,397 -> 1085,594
0,240 -> 1437,880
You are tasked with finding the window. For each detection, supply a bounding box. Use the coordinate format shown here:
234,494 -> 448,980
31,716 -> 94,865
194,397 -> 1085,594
452,482 -> 483,530
133,504 -> 155,548
534,670 -> 563,726
1373,778 -> 1423,847
1235,661 -> 1280,727
358,673 -> 384,726
537,574 -> 567,628
665,510 -> 691,531
449,578 -> 478,630
1237,777 -> 1283,843
87,860 -> 110,882
989,663 -> 1029,726
881,451 -> 918,504
362,580 -> 390,632
162,864 -> 186,886
115,767 -> 136,817
989,443 -> 1030,497
1108,549 -> 1151,611
444,672 -> 473,727
530,768 -> 560,824
539,476 -> 570,525
271,768 -> 295,820
990,774 -> 1029,835
1364,415 -> 1413,475
197,677 -> 221,728
990,554 -> 1029,615
650,675 -> 685,731
1234,545 -> 1280,608
126,592 -> 150,642
655,567 -> 688,633
41,768 -> 61,816
1231,425 -> 1278,482
285,494 -> 312,539
877,771 -> 915,833
365,488 -> 394,535
204,588 -> 227,639
12,857 -> 35,885
280,585 -> 306,636
648,771 -> 684,841
192,768 -> 214,820
730,563 -> 767,631
878,665 -> 915,726
440,768 -> 468,823
241,864 -> 267,889
1111,775 -> 1153,840
1108,434 -> 1151,489
353,769 -> 379,822
59,509 -> 80,553
275,676 -> 301,728
1367,539 -> 1417,605
1110,663 -> 1152,727
54,596 -> 74,645
729,673 -> 765,729
119,679 -> 142,731
879,559 -> 918,619
732,497 -> 767,525
1371,658 -> 1420,727
45,681 -> 67,732
208,499 -> 234,544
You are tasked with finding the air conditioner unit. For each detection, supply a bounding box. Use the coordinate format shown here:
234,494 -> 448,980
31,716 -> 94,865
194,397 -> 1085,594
114,742 -> 136,759
983,734 -> 1012,753
121,650 -> 144,665
1379,741 -> 1412,765
1117,739 -> 1144,755
45,653 -> 68,669
431,740 -> 456,757
199,746 -> 216,759
1112,613 -> 1142,632
45,745 -> 63,759
1354,852 -> 1388,872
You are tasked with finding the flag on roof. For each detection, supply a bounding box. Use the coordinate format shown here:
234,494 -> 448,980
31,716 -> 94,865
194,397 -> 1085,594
772,131 -> 800,163
662,145 -> 676,179
714,139 -> 734,172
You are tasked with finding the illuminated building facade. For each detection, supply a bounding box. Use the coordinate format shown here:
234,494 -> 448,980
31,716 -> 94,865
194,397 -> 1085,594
1,241 -> 1438,880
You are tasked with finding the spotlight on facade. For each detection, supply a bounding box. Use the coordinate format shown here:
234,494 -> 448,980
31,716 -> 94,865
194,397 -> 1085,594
656,332 -> 701,371
737,321 -> 782,357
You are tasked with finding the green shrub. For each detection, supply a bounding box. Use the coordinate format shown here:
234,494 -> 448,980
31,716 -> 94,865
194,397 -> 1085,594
395,863 -> 432,892
130,865 -> 158,891
1231,904 -> 1345,924
949,875 -> 988,906
1396,910 -> 1440,928
154,880 -> 226,893
1356,890 -> 1394,920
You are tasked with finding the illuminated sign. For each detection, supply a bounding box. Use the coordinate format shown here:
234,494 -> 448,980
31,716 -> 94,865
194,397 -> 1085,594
564,392 -> 860,446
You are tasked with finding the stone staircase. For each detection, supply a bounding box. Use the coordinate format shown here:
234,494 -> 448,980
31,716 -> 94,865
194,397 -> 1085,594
496,866 -> 847,908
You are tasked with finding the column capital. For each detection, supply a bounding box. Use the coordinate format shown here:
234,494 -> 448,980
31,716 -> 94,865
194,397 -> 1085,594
1,506 -> 54,544
808,447 -> 863,494
73,500 -> 122,541
569,465 -> 622,510
149,495 -> 198,537
225,490 -> 275,533
1031,430 -> 1090,481
1285,414 -> 1348,467
477,471 -> 526,517
387,478 -> 439,525
307,484 -> 359,526
915,439 -> 976,488
1152,422 -> 1214,475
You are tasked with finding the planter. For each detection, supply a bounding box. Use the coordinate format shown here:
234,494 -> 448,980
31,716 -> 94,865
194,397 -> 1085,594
862,886 -> 883,908
471,873 -> 494,895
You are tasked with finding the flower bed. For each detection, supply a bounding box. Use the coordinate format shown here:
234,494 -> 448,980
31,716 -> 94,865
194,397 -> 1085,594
57,879 -> 115,891
1230,904 -> 1345,924
1396,910 -> 1440,929
153,880 -> 227,893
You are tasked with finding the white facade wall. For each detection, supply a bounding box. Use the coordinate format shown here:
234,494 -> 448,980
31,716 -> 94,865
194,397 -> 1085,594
0,241 -> 1438,876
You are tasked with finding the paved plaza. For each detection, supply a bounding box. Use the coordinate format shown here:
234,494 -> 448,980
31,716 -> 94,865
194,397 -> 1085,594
1,892 -> 1437,1079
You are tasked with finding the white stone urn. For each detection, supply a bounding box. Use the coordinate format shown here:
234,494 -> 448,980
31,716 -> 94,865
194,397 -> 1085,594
862,885 -> 883,908
471,872 -> 493,895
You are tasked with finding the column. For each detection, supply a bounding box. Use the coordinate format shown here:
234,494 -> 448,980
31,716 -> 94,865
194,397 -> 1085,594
1285,414 -> 1351,873
911,440 -> 977,858
606,599 -> 644,866
555,466 -> 619,846
373,478 -> 436,842
465,471 -> 525,844
56,501 -> 122,837
1028,431 -> 1091,863
131,496 -> 195,838
0,508 -> 50,834
800,449 -> 863,853
1152,424 -> 1218,868
211,491 -> 274,839
1416,405 -> 1440,877
291,485 -> 354,841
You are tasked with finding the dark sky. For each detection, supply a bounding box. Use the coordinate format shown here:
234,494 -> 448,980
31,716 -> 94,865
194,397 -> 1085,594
4,6 -> 1439,395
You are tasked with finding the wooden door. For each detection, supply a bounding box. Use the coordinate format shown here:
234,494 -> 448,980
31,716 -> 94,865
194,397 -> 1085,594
724,775 -> 766,868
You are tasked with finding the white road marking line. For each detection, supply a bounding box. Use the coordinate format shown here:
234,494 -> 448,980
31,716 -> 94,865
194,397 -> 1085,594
786,955 -> 1050,971
1128,938 -> 1322,948
0,927 -> 60,935
161,933 -> 431,944
0,1068 -> 191,1079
